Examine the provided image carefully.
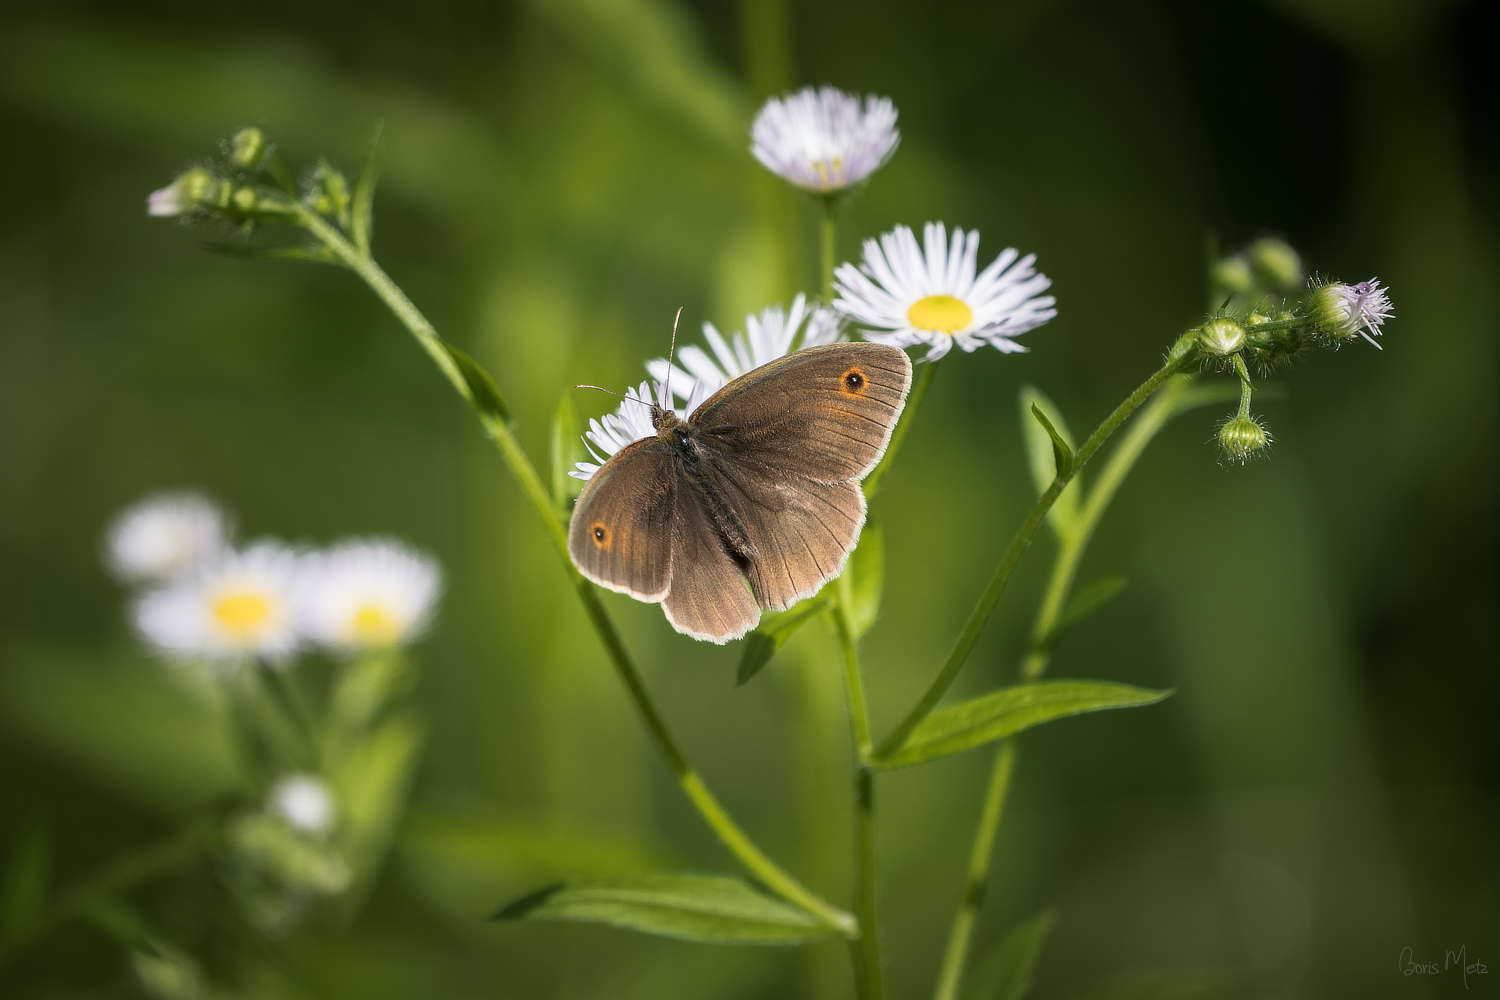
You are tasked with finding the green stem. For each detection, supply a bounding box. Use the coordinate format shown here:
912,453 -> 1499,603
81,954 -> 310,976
931,739 -> 1017,1000
874,347 -> 1193,759
820,198 -> 839,304
297,209 -> 853,935
850,767 -> 884,1000
1231,353 -> 1254,419
933,374 -> 1236,1000
832,593 -> 873,760
864,357 -> 937,500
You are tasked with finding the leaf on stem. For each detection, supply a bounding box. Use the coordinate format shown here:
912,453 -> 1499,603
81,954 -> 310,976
961,908 -> 1056,1000
491,874 -> 835,945
550,392 -> 582,515
874,681 -> 1172,770
736,593 -> 831,687
351,119 -> 384,256
0,818 -> 50,950
442,342 -> 511,424
1036,576 -> 1129,652
203,243 -> 342,265
1019,387 -> 1080,538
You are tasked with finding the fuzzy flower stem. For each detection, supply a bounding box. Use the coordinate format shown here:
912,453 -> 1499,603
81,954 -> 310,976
296,207 -> 855,937
1232,353 -> 1254,418
820,196 -> 839,305
1244,316 -> 1304,335
863,358 -> 939,499
874,338 -> 1197,761
931,375 -> 1239,1000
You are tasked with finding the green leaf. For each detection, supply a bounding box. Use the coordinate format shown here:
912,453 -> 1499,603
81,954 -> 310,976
328,713 -> 425,918
1038,576 -> 1128,652
203,243 -> 342,265
492,874 -> 835,945
550,391 -> 583,514
1019,386 -> 1080,537
875,681 -> 1172,770
962,908 -> 1056,1000
442,341 -> 511,423
736,592 -> 831,687
351,118 -> 384,255
845,517 -> 885,638
0,818 -> 50,949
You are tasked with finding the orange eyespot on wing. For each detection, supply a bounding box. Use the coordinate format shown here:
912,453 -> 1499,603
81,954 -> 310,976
568,439 -> 676,602
840,366 -> 868,396
590,522 -> 610,549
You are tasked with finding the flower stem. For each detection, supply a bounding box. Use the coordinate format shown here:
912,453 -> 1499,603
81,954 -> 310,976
931,374 -> 1237,1000
873,345 -> 1194,760
863,357 -> 938,500
851,767 -> 884,1000
820,196 -> 839,304
298,208 -> 854,936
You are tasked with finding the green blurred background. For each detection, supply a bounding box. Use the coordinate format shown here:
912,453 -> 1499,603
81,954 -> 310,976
1,0 -> 1495,996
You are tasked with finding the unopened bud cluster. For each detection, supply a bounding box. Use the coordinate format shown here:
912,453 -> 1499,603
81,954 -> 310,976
1187,240 -> 1394,465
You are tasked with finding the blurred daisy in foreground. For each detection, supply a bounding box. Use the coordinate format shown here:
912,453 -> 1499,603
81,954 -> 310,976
751,86 -> 900,194
835,222 -> 1057,361
269,774 -> 338,837
135,541 -> 302,663
570,381 -> 697,483
300,540 -> 442,652
106,491 -> 228,584
1308,278 -> 1393,349
647,294 -> 843,405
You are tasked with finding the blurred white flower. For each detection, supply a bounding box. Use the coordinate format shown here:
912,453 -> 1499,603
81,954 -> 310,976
270,774 -> 337,836
570,381 -> 694,483
751,86 -> 900,194
1309,278 -> 1393,348
146,167 -> 216,218
835,222 -> 1057,361
300,539 -> 442,651
106,491 -> 228,584
647,294 -> 844,406
134,541 -> 302,662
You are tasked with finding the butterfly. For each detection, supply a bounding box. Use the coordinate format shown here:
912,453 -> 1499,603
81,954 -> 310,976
569,342 -> 912,643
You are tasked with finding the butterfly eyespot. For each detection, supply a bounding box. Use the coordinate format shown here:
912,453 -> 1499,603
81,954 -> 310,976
840,367 -> 868,395
591,522 -> 610,549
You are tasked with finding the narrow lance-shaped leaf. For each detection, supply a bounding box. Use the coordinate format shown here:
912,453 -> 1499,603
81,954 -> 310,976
550,392 -> 582,515
492,874 -> 837,945
0,818 -> 50,950
962,908 -> 1057,1000
875,681 -> 1172,770
204,243 -> 341,265
1019,385 -> 1080,538
736,592 -> 832,687
1036,575 -> 1128,652
351,119 -> 384,256
442,341 -> 511,424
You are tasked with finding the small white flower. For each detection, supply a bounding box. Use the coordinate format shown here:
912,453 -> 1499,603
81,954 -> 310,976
300,539 -> 443,651
751,86 -> 900,194
146,168 -> 215,218
647,294 -> 844,405
570,381 -> 692,483
1309,278 -> 1393,349
106,491 -> 229,584
835,222 -> 1057,361
270,774 -> 337,836
134,541 -> 302,663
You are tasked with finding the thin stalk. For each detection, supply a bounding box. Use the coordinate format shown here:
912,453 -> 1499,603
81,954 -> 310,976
864,358 -> 938,500
933,375 -> 1235,1000
298,209 -> 853,935
851,767 -> 884,1000
820,198 -> 839,304
831,593 -> 873,760
874,348 -> 1193,759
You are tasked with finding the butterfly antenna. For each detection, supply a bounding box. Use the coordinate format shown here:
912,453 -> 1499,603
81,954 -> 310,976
572,384 -> 651,411
663,306 -> 684,409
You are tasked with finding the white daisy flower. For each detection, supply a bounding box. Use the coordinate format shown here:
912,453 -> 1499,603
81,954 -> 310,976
134,541 -> 302,663
834,222 -> 1057,361
300,539 -> 443,652
569,381 -> 704,483
1308,278 -> 1393,349
751,86 -> 900,194
269,774 -> 337,837
647,294 -> 844,405
106,491 -> 229,584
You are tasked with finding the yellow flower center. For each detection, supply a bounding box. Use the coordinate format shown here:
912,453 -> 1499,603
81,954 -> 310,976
213,593 -> 271,635
811,158 -> 844,189
351,604 -> 400,645
907,295 -> 973,333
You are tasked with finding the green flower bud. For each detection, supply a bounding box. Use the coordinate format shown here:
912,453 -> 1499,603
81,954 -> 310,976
231,186 -> 259,212
1212,256 -> 1254,294
1248,237 -> 1303,291
1197,317 -> 1247,357
229,127 -> 267,169
146,167 -> 218,217
1218,414 -> 1270,463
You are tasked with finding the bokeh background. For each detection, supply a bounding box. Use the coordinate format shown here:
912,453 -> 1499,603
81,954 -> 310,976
1,0 -> 1496,996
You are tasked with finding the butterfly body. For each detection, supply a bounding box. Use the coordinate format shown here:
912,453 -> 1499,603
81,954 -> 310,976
570,342 -> 912,643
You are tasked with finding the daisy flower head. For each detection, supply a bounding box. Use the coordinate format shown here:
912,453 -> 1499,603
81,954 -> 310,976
751,86 -> 900,194
647,294 -> 844,406
300,539 -> 443,652
134,540 -> 302,664
570,381 -> 703,483
106,491 -> 229,585
269,774 -> 337,837
835,222 -> 1057,361
1307,278 -> 1393,349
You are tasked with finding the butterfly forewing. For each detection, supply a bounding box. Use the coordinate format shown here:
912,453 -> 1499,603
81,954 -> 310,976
691,343 -> 912,484
568,438 -> 676,601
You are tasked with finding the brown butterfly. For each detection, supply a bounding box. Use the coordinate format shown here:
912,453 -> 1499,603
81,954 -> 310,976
569,342 -> 912,643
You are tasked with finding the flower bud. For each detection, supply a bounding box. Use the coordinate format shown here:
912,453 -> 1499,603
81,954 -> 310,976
1197,317 -> 1247,357
1248,238 -> 1303,291
146,167 -> 218,218
229,127 -> 267,169
1306,278 -> 1393,348
1212,256 -> 1254,294
1218,414 -> 1270,463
